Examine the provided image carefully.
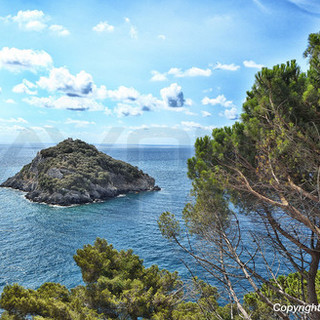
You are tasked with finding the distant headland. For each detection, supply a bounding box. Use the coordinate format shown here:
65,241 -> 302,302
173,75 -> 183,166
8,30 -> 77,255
1,138 -> 160,206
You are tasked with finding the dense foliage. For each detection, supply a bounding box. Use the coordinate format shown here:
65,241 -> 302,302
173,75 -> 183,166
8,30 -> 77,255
20,138 -> 145,193
243,271 -> 320,320
2,238 -> 320,319
159,32 -> 320,320
0,238 -> 227,320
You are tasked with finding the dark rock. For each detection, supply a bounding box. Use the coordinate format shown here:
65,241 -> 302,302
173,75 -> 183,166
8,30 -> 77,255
47,168 -> 64,179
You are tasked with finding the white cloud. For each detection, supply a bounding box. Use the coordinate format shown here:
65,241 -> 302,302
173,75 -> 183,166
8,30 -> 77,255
49,24 -> 70,36
185,110 -> 197,116
124,17 -> 138,39
114,103 -> 143,117
9,10 -> 48,31
0,47 -> 53,72
0,124 -> 25,133
12,79 -> 37,95
151,66 -> 212,81
185,98 -> 193,106
106,86 -> 140,101
214,62 -> 240,71
37,66 -> 110,102
24,66 -> 115,113
101,83 -> 189,115
37,67 -> 94,96
202,94 -> 233,108
168,67 -> 212,77
243,60 -> 264,69
160,83 -> 185,108
287,0 -> 320,14
0,117 -> 28,123
106,88 -> 162,115
129,124 -> 169,130
30,71 -> 190,117
184,67 -> 212,77
136,93 -> 162,111
24,20 -> 46,31
92,85 -> 107,100
2,10 -> 69,36
167,68 -> 181,76
24,95 -> 105,111
104,107 -> 112,115
158,34 -> 166,40
201,110 -> 212,117
181,121 -> 215,131
93,21 -> 114,33
181,121 -> 203,129
128,124 -> 150,130
224,107 -> 238,120
129,26 -> 138,39
253,0 -> 269,13
4,99 -> 16,104
65,118 -> 96,127
150,70 -> 167,82
13,62 -> 193,119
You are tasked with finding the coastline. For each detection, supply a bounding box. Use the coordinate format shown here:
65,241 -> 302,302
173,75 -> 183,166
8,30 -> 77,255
1,185 -> 160,208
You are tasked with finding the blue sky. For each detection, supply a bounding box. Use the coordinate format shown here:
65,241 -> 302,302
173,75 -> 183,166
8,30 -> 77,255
0,0 -> 319,145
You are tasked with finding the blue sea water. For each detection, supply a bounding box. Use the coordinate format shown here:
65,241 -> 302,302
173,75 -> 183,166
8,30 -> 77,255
0,144 -> 195,293
0,143 -> 294,309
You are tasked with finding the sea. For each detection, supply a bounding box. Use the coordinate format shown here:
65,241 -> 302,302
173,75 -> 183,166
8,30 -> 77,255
0,144 -> 195,293
0,143 -> 292,307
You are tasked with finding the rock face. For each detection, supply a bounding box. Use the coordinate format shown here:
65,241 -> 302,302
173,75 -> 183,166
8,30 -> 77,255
1,138 -> 160,206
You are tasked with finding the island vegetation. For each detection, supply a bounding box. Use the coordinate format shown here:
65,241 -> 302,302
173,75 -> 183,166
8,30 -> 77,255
1,138 -> 160,206
2,32 -> 320,319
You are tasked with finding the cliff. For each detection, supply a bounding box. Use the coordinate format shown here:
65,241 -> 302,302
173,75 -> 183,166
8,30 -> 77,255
1,138 -> 160,206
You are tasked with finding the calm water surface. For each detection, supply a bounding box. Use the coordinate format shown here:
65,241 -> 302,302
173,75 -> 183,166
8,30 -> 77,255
0,143 -> 292,307
0,144 -> 194,291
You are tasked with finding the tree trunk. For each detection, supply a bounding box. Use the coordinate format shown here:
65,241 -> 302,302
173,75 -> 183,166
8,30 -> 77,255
307,252 -> 320,320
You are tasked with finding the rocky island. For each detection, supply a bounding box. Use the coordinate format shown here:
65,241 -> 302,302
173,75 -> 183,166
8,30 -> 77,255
1,138 -> 160,206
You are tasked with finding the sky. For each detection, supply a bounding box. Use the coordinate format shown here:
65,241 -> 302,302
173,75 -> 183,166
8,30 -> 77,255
0,0 -> 319,145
